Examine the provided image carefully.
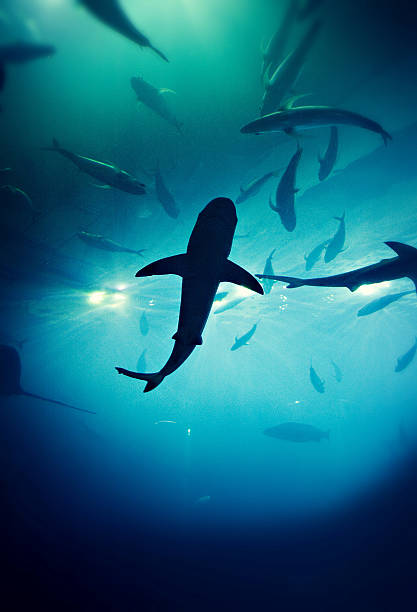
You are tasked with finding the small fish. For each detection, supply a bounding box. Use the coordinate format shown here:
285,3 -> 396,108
264,422 -> 329,442
0,184 -> 40,220
310,361 -> 325,393
331,360 -> 342,382
43,139 -> 146,195
395,337 -> 417,373
0,345 -> 94,414
155,165 -> 179,218
318,126 -> 338,181
231,322 -> 258,351
80,0 -> 168,61
261,249 -> 276,294
131,76 -> 182,132
236,170 -> 279,204
241,104 -> 392,145
256,242 -> 417,294
140,312 -> 149,336
269,144 -> 302,232
304,239 -> 329,271
78,231 -> 145,256
324,212 -> 345,263
136,348 -> 147,371
357,290 -> 415,317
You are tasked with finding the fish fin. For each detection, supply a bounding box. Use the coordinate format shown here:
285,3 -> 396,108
136,253 -> 188,278
149,45 -> 169,63
256,274 -> 304,289
381,130 -> 392,146
281,93 -> 312,110
269,249 -> 276,259
115,367 -> 165,392
334,211 -> 345,221
269,194 -> 278,212
385,242 -> 417,259
172,331 -> 202,345
407,274 -> 417,293
221,260 -> 264,295
317,152 -> 323,163
159,88 -> 176,95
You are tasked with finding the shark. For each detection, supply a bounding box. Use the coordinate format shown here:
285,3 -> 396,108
231,322 -> 258,351
256,242 -> 417,294
116,197 -> 263,391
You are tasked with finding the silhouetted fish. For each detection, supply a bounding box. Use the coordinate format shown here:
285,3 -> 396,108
136,349 -> 147,372
236,170 -> 278,205
155,165 -> 179,218
140,312 -> 149,336
131,76 -> 182,132
357,290 -> 415,317
261,1 -> 299,83
318,126 -> 338,181
269,144 -> 302,232
304,239 -> 329,271
78,231 -> 145,256
80,0 -> 168,61
324,212 -> 345,263
331,360 -> 342,382
264,422 -> 329,442
261,249 -> 276,294
310,361 -> 325,393
231,322 -> 258,351
116,198 -> 263,391
0,345 -> 95,414
395,338 -> 417,373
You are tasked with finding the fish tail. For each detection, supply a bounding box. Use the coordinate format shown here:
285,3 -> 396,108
115,367 -> 165,392
381,129 -> 392,146
334,211 -> 345,221
150,45 -> 169,62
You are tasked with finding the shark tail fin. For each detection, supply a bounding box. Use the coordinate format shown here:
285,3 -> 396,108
381,130 -> 392,146
115,367 -> 165,393
150,44 -> 169,63
334,211 -> 345,221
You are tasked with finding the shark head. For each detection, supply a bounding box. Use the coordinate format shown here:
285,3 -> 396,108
199,197 -> 237,227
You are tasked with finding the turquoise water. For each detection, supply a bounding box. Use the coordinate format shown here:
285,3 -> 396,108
2,1 -> 417,609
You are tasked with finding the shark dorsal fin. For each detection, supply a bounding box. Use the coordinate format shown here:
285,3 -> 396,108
385,242 -> 417,259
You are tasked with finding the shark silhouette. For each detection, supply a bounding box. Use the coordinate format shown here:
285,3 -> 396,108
116,197 -> 263,391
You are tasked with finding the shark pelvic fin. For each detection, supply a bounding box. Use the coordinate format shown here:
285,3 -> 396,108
221,260 -> 264,295
136,254 -> 188,278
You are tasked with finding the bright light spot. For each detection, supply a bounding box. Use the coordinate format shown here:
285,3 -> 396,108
116,283 -> 127,291
88,291 -> 106,305
357,281 -> 391,296
187,427 -> 191,437
149,299 -> 155,307
113,293 -> 126,302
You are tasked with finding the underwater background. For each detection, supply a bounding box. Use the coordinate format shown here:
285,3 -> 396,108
2,0 -> 417,609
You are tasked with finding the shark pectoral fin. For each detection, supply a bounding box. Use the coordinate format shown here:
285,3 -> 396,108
221,260 -> 264,295
172,331 -> 202,345
136,254 -> 188,278
407,275 -> 417,293
385,241 -> 417,259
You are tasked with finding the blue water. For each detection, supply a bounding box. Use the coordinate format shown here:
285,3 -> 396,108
2,1 -> 417,609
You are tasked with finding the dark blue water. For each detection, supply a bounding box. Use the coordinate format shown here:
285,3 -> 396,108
2,1 -> 417,609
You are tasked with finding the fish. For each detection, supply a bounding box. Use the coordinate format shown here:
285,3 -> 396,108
0,184 -> 40,221
261,20 -> 322,115
0,345 -> 95,414
318,126 -> 338,181
269,144 -> 302,232
264,422 -> 329,442
140,312 -> 149,336
304,239 -> 329,271
155,165 -> 179,218
213,296 -> 247,315
331,360 -> 342,382
42,139 -> 146,195
241,104 -> 392,145
0,167 -> 12,173
79,0 -> 168,61
310,361 -> 325,393
261,249 -> 276,294
261,1 -> 299,83
131,76 -> 182,132
357,290 -> 415,317
231,322 -> 258,351
256,242 -> 417,294
136,349 -> 147,371
236,170 -> 278,205
324,212 -> 345,263
194,495 -> 211,505
78,231 -> 145,256
0,42 -> 55,91
395,337 -> 417,372
115,197 -> 264,391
